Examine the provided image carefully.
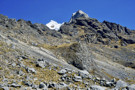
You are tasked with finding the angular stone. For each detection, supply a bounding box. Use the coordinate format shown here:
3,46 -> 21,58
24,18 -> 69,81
48,82 -> 57,88
78,70 -> 91,79
58,69 -> 67,75
36,61 -> 45,68
105,82 -> 114,87
22,81 -> 32,87
26,67 -> 36,73
127,84 -> 135,90
16,70 -> 24,76
73,75 -> 82,82
58,82 -> 68,89
39,82 -> 47,89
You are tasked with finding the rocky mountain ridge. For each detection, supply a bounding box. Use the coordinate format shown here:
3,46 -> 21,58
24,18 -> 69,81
0,10 -> 135,89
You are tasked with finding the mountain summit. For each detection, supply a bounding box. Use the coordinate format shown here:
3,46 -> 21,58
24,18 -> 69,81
70,10 -> 89,22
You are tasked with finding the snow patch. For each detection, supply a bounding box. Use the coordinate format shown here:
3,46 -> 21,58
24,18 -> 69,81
46,20 -> 63,30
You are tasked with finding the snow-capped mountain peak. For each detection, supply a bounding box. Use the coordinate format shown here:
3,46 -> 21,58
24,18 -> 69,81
46,20 -> 62,30
70,10 -> 89,22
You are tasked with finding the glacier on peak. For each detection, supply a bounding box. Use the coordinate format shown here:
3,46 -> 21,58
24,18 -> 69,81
46,20 -> 63,30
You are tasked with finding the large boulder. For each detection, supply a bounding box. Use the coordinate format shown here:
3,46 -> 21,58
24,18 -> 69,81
78,70 -> 92,79
58,69 -> 67,75
115,80 -> 128,89
127,84 -> 135,90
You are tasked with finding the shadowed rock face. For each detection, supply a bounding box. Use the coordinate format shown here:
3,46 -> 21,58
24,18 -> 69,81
60,16 -> 135,46
0,11 -> 135,89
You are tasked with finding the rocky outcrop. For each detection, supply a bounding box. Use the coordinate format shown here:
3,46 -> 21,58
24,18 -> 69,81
59,23 -> 78,36
70,10 -> 89,23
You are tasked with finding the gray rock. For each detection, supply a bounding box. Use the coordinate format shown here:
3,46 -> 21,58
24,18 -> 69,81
0,84 -> 4,88
90,85 -> 106,90
31,84 -> 38,89
11,44 -> 15,49
59,24 -> 78,36
0,14 -> 8,20
56,82 -> 68,89
7,36 -> 18,43
26,67 -> 36,73
11,63 -> 16,67
0,87 -> 9,90
36,61 -> 47,68
10,83 -> 21,88
65,68 -> 72,73
31,42 -> 38,46
31,23 -> 49,31
25,76 -> 32,81
61,74 -> 72,82
36,59 -> 49,68
48,82 -> 57,88
95,77 -> 101,81
59,82 -> 68,87
105,81 -> 114,87
36,61 -> 45,68
58,69 -> 67,75
111,78 -> 116,83
22,81 -> 32,87
83,81 -> 90,87
78,70 -> 91,79
17,63 -> 25,68
115,80 -> 128,89
21,55 -> 28,59
2,78 -> 8,83
127,84 -> 135,90
121,88 -> 128,90
87,88 -> 91,90
61,74 -> 67,81
46,30 -> 62,38
73,75 -> 82,82
18,57 -> 23,61
39,82 -> 47,89
100,80 -> 106,86
16,70 -> 24,76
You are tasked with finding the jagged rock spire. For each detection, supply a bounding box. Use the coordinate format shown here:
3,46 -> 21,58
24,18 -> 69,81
70,10 -> 89,22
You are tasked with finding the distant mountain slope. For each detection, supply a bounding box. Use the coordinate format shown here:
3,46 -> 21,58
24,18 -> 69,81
0,10 -> 135,89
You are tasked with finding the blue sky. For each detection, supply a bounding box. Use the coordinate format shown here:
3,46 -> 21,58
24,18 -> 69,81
0,0 -> 135,29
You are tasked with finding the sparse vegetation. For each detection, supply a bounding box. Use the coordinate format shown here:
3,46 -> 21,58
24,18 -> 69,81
0,67 -> 2,70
